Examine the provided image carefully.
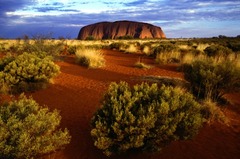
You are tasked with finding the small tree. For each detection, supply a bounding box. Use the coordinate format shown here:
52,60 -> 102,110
91,82 -> 203,156
0,94 -> 71,159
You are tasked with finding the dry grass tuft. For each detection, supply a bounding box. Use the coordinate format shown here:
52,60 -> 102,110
134,61 -> 152,69
75,48 -> 105,68
201,99 -> 229,125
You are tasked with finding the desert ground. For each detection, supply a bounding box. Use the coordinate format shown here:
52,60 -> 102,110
1,48 -> 239,159
12,49 -> 238,159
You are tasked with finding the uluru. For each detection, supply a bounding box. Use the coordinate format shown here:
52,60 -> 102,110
77,20 -> 166,40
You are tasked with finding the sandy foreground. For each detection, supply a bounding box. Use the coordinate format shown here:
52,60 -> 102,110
2,49 -> 240,159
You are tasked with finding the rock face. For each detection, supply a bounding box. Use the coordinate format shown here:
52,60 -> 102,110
78,20 -> 166,40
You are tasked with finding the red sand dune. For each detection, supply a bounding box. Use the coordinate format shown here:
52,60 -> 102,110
2,49 -> 239,159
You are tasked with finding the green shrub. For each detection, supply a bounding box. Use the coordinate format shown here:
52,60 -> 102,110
155,51 -> 182,64
227,41 -> 240,53
109,42 -> 125,50
0,54 -> 15,71
76,48 -> 105,68
0,94 -> 71,159
152,43 -> 181,64
0,53 -> 60,93
124,43 -> 139,53
204,45 -> 233,58
67,45 -> 77,55
182,58 -> 240,101
0,42 -> 6,52
152,43 -> 178,57
91,82 -> 203,156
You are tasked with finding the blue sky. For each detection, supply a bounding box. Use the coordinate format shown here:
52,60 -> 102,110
0,0 -> 240,38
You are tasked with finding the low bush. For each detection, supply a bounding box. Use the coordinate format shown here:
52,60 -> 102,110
140,76 -> 189,88
91,82 -> 203,156
227,41 -> 240,53
0,42 -> 6,52
152,43 -> 178,57
155,51 -> 182,64
204,45 -> 233,58
0,52 -> 60,93
76,48 -> 105,68
67,45 -> 77,55
0,54 -> 15,71
142,45 -> 151,55
152,43 -> 182,64
109,42 -> 125,50
182,58 -> 240,101
124,43 -> 139,53
0,94 -> 71,159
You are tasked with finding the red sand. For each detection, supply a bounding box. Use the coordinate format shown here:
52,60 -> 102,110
2,50 -> 240,159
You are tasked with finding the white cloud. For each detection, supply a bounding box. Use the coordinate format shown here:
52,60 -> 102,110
1,0 -> 240,38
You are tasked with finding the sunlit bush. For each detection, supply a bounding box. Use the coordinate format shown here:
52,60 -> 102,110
91,82 -> 203,156
124,43 -> 139,53
142,45 -> 151,55
0,52 -> 60,93
67,45 -> 77,55
0,54 -> 15,71
0,94 -> 71,159
182,58 -> 240,101
109,42 -> 125,50
152,43 -> 178,57
155,51 -> 182,64
204,45 -> 233,58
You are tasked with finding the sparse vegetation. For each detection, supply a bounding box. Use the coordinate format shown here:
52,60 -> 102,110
91,81 -> 203,156
0,94 -> 71,159
204,45 -> 233,58
134,61 -> 151,69
124,43 -> 139,53
0,36 -> 66,59
201,99 -> 229,125
134,57 -> 152,69
182,58 -> 240,101
155,51 -> 182,64
1,37 -> 240,158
